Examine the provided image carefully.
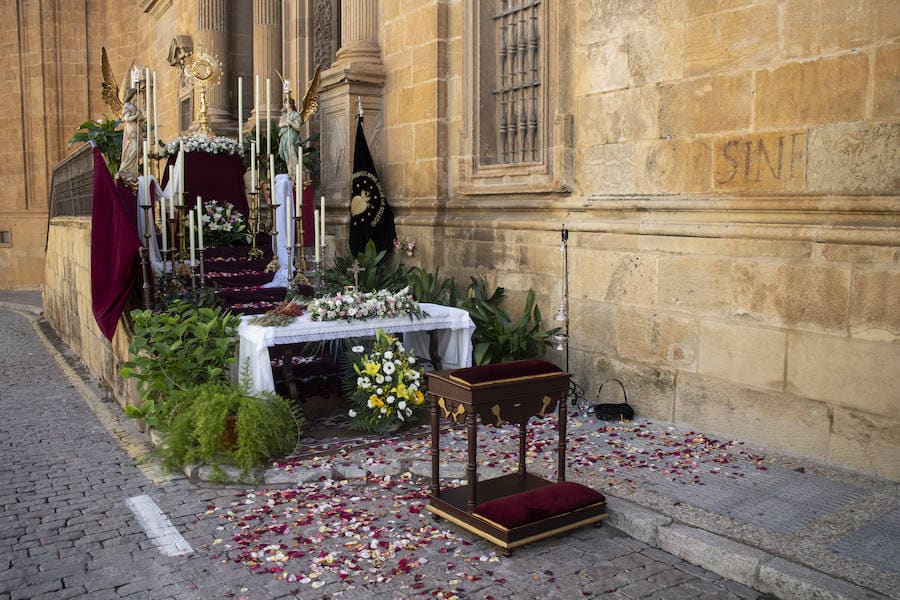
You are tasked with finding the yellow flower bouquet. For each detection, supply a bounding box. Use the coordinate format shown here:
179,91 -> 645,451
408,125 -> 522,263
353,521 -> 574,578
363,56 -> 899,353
344,329 -> 427,433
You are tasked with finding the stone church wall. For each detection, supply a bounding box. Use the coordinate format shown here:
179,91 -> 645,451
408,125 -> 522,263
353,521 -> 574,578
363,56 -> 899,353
378,1 -> 899,480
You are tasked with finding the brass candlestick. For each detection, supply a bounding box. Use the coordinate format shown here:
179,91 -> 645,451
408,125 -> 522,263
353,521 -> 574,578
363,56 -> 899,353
247,189 -> 263,259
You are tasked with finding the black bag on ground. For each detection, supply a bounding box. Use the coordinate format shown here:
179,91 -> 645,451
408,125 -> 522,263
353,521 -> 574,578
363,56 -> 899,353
593,378 -> 634,421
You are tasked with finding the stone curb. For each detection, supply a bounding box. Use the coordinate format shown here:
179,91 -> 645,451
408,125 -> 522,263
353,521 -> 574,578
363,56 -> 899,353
605,497 -> 889,600
0,300 -> 43,316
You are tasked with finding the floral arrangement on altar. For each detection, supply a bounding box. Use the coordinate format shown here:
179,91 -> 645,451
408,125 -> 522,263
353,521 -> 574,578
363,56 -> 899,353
201,199 -> 251,246
307,287 -> 423,322
345,329 -> 427,432
164,134 -> 243,157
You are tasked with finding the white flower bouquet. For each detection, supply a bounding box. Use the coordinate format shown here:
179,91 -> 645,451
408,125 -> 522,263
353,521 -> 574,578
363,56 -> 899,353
345,329 -> 427,432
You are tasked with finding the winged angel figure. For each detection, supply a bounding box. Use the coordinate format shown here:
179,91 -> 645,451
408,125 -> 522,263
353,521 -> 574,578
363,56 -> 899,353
278,65 -> 321,181
101,47 -> 142,180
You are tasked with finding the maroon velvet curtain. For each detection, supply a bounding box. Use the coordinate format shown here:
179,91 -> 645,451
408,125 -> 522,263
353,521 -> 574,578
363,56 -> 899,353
90,147 -> 142,340
162,153 -> 249,217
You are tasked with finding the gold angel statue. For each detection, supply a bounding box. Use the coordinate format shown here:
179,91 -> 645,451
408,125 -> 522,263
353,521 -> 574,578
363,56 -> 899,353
278,65 -> 321,182
101,47 -> 142,180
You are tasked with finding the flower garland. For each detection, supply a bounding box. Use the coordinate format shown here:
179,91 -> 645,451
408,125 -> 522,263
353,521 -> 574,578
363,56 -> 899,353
307,287 -> 423,322
164,134 -> 243,157
345,329 -> 427,433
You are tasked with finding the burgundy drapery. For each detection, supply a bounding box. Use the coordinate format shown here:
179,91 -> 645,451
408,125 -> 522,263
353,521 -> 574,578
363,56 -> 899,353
90,147 -> 142,340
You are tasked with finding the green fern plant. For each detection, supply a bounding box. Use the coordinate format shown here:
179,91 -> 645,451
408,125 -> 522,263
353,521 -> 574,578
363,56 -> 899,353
163,380 -> 303,475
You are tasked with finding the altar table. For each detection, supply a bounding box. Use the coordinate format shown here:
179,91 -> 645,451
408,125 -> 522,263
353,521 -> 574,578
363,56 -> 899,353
238,303 -> 475,394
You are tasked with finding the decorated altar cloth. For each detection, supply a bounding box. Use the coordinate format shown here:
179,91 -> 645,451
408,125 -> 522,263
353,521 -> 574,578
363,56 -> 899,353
238,303 -> 475,394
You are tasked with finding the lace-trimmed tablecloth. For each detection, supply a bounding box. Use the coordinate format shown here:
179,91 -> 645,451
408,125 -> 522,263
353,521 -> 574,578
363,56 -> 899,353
238,303 -> 475,394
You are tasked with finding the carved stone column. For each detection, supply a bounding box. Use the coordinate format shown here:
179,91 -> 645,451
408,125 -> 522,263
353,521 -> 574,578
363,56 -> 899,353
334,0 -> 381,66
320,0 -> 385,233
250,0 -> 284,136
197,0 -> 232,135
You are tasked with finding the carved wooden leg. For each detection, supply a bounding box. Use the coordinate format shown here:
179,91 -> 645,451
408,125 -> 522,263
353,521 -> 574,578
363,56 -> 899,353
430,394 -> 440,499
558,390 -> 567,482
467,408 -> 477,511
518,419 -> 527,476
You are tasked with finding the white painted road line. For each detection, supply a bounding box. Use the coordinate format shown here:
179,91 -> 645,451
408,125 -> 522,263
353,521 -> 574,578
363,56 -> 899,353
125,495 -> 194,557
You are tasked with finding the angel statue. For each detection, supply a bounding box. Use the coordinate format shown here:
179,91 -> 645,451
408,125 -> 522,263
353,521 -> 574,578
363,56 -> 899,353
278,66 -> 321,182
100,47 -> 142,181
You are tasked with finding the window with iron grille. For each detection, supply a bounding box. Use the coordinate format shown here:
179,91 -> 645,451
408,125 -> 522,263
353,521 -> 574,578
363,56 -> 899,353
463,1 -> 570,195
494,0 -> 541,165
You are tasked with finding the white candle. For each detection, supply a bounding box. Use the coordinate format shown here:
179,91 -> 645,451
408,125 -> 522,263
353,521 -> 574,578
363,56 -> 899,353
265,78 -> 271,158
189,211 -> 196,265
297,144 -> 303,184
269,154 -> 275,198
160,193 -> 168,254
314,209 -> 320,261
168,166 -> 175,218
178,140 -> 185,200
145,68 -> 151,154
142,140 -> 149,179
255,75 -> 260,149
250,142 -> 256,189
196,196 -> 204,249
320,195 -> 326,249
152,71 -> 158,152
237,76 -> 243,147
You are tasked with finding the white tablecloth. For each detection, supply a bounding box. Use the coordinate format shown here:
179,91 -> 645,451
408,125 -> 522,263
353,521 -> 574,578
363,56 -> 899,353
238,303 -> 475,394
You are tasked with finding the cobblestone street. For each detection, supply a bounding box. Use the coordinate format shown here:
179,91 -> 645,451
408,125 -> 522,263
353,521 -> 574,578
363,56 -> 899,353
0,308 -> 768,599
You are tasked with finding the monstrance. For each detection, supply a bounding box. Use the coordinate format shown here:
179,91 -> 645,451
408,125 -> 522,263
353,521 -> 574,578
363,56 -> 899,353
183,44 -> 221,137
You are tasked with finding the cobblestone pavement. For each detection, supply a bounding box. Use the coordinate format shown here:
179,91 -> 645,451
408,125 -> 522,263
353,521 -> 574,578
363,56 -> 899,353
0,308 -> 769,599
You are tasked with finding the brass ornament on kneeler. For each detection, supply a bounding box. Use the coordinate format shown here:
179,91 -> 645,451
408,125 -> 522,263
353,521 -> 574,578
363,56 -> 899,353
437,397 -> 466,423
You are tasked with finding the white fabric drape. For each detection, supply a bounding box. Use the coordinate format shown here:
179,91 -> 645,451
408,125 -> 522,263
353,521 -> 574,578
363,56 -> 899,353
237,303 -> 476,394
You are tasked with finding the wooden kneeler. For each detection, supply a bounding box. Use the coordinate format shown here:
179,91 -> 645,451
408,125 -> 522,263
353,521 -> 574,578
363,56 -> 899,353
426,360 -> 607,556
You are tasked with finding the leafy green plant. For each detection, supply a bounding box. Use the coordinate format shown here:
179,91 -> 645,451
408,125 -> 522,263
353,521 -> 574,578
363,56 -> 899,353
406,266 -> 457,305
459,277 -> 560,365
69,118 -> 123,175
121,300 -> 241,430
162,380 -> 303,474
323,240 -> 411,294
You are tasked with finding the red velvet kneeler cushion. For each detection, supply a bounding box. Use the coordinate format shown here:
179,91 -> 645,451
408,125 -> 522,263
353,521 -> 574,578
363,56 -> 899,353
473,482 -> 605,530
449,359 -> 563,387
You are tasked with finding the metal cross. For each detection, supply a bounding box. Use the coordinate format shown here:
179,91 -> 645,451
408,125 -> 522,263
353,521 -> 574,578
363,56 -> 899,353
348,259 -> 365,289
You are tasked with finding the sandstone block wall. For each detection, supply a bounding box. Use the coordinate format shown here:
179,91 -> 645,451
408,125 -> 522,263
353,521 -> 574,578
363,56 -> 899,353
43,218 -> 139,410
380,0 -> 900,480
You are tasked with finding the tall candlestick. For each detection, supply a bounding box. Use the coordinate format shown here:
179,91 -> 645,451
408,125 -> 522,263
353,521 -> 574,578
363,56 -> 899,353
314,209 -> 320,261
168,166 -> 175,218
265,78 -> 271,158
255,75 -> 260,149
152,71 -> 158,153
189,211 -> 196,266
250,142 -> 257,189
196,196 -> 204,249
237,77 -> 243,147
